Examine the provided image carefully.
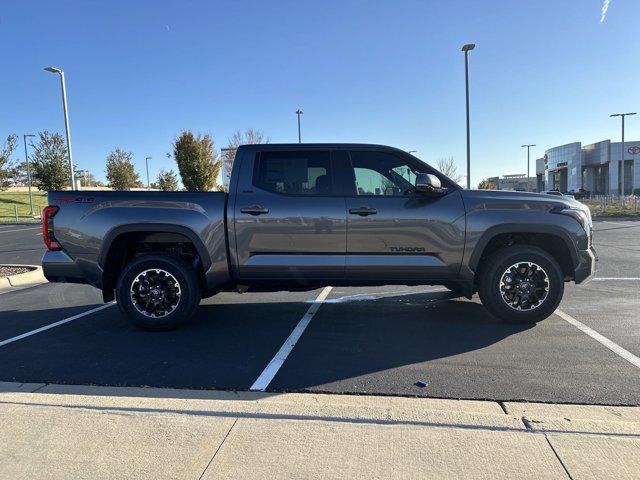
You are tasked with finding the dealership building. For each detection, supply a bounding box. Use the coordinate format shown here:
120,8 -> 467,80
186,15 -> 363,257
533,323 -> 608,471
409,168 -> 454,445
487,174 -> 536,191
535,139 -> 640,195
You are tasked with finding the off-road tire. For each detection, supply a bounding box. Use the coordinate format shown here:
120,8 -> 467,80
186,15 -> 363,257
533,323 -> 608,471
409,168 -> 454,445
116,254 -> 201,331
477,245 -> 564,324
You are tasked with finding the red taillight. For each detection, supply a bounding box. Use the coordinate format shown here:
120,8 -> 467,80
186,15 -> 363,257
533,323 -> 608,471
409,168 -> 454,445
42,205 -> 62,251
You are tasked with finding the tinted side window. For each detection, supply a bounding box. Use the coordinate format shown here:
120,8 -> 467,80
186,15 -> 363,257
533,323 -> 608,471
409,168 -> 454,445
349,151 -> 422,196
253,151 -> 333,195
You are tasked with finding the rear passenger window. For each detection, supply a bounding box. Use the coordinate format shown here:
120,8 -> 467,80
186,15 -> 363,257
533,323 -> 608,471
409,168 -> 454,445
253,151 -> 334,195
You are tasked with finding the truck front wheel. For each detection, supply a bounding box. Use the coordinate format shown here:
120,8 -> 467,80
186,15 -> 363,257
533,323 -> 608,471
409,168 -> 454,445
477,245 -> 564,324
116,254 -> 201,331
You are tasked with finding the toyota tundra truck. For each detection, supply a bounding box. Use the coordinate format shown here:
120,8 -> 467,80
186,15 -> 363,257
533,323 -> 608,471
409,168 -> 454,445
41,143 -> 596,330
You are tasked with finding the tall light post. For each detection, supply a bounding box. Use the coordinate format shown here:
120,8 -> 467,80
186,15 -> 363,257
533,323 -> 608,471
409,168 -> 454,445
521,144 -> 536,191
610,112 -> 636,198
461,43 -> 475,189
295,109 -> 303,143
145,157 -> 152,190
44,66 -> 75,189
23,134 -> 36,215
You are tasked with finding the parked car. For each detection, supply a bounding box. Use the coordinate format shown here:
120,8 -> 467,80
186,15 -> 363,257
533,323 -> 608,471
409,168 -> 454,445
567,188 -> 590,200
42,144 -> 596,330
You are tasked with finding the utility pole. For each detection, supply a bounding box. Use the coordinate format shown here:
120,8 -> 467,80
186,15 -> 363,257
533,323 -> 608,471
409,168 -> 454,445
44,66 -> 75,189
610,112 -> 636,199
23,134 -> 36,215
521,144 -> 536,192
295,109 -> 303,143
145,157 -> 152,190
461,44 -> 475,189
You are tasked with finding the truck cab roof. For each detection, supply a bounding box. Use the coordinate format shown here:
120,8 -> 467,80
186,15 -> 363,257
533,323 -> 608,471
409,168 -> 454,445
238,143 -> 411,154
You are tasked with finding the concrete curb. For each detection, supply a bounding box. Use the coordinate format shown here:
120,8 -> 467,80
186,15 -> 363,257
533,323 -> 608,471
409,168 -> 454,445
1,383 -> 639,479
0,265 -> 46,291
1,382 -> 638,430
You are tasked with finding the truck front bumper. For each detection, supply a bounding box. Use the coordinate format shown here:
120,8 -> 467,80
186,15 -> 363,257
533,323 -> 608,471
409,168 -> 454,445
574,246 -> 597,284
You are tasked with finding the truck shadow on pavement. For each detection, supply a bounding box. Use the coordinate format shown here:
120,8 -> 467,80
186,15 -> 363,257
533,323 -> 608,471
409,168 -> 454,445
0,291 -> 534,397
263,291 -> 534,394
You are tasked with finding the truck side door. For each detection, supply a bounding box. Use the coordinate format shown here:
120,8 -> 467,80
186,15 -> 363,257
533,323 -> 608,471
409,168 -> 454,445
340,149 -> 466,282
233,148 -> 346,283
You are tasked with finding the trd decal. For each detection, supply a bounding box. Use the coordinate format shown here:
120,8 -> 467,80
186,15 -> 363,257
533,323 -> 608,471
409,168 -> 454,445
58,197 -> 96,204
390,246 -> 426,253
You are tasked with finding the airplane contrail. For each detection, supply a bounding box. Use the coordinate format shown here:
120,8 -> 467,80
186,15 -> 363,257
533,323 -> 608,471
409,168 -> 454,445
600,0 -> 611,23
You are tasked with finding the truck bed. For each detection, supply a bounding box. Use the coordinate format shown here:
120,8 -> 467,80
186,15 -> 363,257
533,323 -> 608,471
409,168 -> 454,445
44,190 -> 230,291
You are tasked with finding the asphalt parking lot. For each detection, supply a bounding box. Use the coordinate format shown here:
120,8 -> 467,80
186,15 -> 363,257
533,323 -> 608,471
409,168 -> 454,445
0,223 -> 44,265
0,220 -> 638,405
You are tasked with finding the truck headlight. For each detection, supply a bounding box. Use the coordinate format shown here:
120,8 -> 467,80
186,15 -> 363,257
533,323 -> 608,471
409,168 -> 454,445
556,206 -> 592,234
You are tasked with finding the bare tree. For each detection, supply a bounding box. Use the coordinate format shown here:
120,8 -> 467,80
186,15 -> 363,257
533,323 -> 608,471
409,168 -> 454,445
228,128 -> 269,148
222,129 -> 269,190
436,157 -> 463,185
81,171 -> 104,187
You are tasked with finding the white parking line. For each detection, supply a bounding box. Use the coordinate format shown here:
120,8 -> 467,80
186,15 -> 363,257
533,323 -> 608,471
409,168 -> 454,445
0,303 -> 115,347
595,220 -> 635,227
250,286 -> 333,391
592,277 -> 640,281
555,309 -> 640,369
322,286 -> 448,303
0,227 -> 41,234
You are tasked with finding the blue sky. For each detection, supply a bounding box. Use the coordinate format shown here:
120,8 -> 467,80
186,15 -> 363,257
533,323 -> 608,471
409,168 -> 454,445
1,0 -> 638,187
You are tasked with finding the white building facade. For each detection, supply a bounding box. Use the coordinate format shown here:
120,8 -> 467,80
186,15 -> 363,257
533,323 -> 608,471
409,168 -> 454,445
537,139 -> 640,195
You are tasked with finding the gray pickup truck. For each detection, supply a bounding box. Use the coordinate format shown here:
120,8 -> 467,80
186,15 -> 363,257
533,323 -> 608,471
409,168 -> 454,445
42,143 -> 596,330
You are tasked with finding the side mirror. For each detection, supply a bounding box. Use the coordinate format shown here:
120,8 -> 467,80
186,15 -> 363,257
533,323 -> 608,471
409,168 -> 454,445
415,173 -> 448,196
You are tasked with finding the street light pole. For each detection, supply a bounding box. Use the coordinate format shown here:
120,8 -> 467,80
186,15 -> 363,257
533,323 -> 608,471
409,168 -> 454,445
461,44 -> 475,189
295,109 -> 303,143
145,157 -> 152,190
44,67 -> 75,189
521,144 -> 536,192
23,134 -> 36,215
611,112 -> 636,198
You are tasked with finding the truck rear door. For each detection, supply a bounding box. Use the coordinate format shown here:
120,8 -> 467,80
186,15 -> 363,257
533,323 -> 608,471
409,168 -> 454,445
232,148 -> 346,282
339,149 -> 466,282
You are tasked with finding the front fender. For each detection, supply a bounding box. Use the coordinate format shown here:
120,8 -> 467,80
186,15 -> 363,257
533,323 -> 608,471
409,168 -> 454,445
462,208 -> 587,277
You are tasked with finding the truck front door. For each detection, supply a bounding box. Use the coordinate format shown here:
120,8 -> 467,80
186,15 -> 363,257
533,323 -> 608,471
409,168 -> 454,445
340,149 -> 466,282
233,148 -> 346,283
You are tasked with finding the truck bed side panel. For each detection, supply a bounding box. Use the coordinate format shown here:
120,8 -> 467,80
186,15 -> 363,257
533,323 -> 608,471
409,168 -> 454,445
45,191 -> 231,290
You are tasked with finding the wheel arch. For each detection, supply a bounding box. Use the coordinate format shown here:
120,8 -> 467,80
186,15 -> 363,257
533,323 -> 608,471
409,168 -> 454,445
469,224 -> 578,280
99,224 -> 211,302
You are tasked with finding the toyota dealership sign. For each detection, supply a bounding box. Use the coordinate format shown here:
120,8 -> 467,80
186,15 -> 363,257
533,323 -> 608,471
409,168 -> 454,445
628,146 -> 640,155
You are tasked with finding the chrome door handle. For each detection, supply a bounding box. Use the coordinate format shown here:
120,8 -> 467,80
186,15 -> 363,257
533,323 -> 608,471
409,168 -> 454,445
240,205 -> 269,215
349,206 -> 377,216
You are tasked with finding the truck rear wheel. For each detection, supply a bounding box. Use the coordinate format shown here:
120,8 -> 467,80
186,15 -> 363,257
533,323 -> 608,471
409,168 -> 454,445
116,254 -> 201,331
477,245 -> 564,324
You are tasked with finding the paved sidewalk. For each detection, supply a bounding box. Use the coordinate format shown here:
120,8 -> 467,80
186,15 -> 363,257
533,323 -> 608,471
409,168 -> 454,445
0,382 -> 638,479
